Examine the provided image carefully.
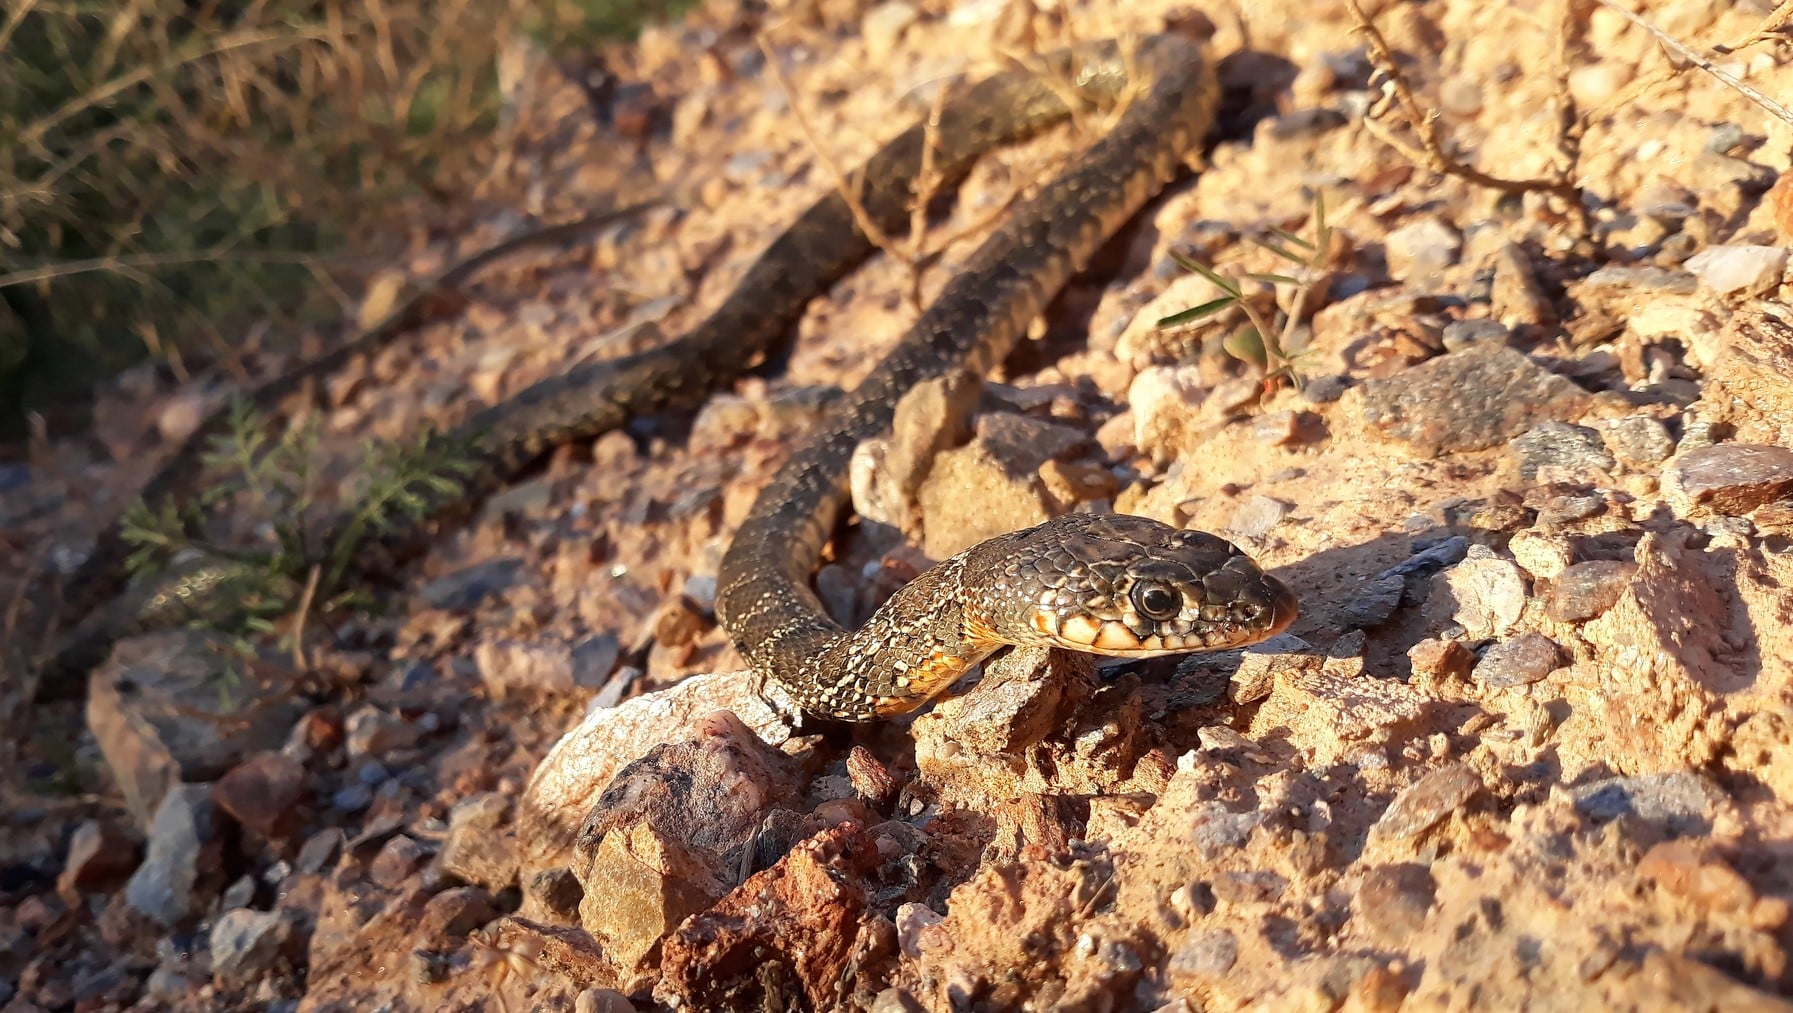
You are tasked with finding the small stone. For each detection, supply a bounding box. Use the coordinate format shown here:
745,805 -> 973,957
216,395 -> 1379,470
1597,416 -> 1675,468
1570,773 -> 1725,837
1406,638 -> 1474,682
416,886 -> 499,942
1440,555 -> 1528,640
57,820 -> 139,896
652,596 -> 709,647
1664,443 -> 1793,516
1489,242 -> 1554,328
125,784 -> 222,926
1638,840 -> 1755,914
1372,764 -> 1482,839
1472,632 -> 1563,688
295,828 -> 344,874
211,752 -> 307,840
572,634 -> 623,689
1384,216 -> 1462,284
1169,928 -> 1239,979
440,793 -> 518,893
1337,574 -> 1405,629
1507,530 -> 1572,580
524,867 -> 586,922
1683,244 -> 1788,296
1354,863 -> 1436,944
1509,421 -> 1615,482
418,558 -> 524,610
1228,495 -> 1291,537
368,835 -> 427,888
1228,633 -> 1314,703
209,907 -> 300,990
1546,560 -> 1638,622
156,390 -> 213,444
1441,319 -> 1509,351
576,988 -> 640,1013
343,706 -> 422,760
330,784 -> 373,813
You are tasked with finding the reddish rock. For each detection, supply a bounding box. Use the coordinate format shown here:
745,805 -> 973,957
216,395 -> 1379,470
657,824 -> 881,1010
1663,443 -> 1793,517
212,751 -> 308,839
57,820 -> 140,898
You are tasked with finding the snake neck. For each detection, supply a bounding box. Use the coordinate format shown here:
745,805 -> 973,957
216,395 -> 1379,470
770,554 -> 998,721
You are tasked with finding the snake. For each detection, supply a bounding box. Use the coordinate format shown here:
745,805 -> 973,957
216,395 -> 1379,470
37,27 -> 1298,720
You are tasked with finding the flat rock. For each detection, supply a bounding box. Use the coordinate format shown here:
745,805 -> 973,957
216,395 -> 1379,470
1663,443 -> 1793,516
1546,560 -> 1638,622
1707,303 -> 1793,435
1348,345 -> 1593,457
87,631 -> 307,830
1372,763 -> 1484,839
1472,632 -> 1563,688
210,907 -> 302,990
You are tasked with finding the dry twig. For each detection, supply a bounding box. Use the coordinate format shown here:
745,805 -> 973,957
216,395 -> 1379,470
1589,0 -> 1793,130
1346,0 -> 1587,232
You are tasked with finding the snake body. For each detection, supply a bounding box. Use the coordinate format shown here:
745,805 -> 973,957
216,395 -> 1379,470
43,28 -> 1298,719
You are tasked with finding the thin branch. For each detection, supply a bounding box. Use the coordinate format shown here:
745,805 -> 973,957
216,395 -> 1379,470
1590,0 -> 1793,129
1346,0 -> 1587,233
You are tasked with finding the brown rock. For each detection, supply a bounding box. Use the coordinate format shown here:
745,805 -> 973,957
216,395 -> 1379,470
572,712 -> 798,976
1638,840 -> 1755,915
1663,443 -> 1793,517
916,439 -> 1052,560
416,886 -> 499,943
1472,632 -> 1563,688
1438,555 -> 1529,640
440,793 -> 518,892
1372,764 -> 1483,840
1252,669 -> 1431,767
1354,863 -> 1437,944
1546,560 -> 1638,622
1406,638 -> 1475,683
211,751 -> 308,840
1349,345 -> 1593,457
658,824 -> 881,1011
57,820 -> 139,898
367,835 -> 427,889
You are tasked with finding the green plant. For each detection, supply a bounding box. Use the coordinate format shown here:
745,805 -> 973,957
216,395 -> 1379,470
119,398 -> 479,644
1156,190 -> 1334,386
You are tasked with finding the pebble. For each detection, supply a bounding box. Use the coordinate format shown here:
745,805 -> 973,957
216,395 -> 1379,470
1354,863 -> 1437,944
1441,319 -> 1510,351
1169,928 -> 1239,978
1570,772 -> 1725,837
1337,574 -> 1405,629
1545,560 -> 1637,622
330,784 -> 373,814
211,751 -> 308,840
343,706 -> 423,760
209,908 -> 298,990
1441,555 -> 1528,640
418,558 -> 524,610
1508,530 -> 1572,580
1372,763 -> 1483,839
368,834 -> 426,888
1510,419 -> 1616,481
1664,443 -> 1793,516
294,828 -> 344,874
1228,495 -> 1291,537
1683,244 -> 1788,296
1596,415 -> 1675,468
1472,632 -> 1563,687
1407,637 -> 1475,683
572,634 -> 623,689
57,820 -> 139,895
1384,216 -> 1462,284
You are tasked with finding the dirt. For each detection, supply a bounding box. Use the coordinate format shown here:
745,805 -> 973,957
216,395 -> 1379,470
3,0 -> 1793,1010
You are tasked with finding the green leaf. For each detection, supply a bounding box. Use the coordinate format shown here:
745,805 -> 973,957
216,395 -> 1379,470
1169,251 -> 1243,298
1156,296 -> 1236,329
1244,272 -> 1304,286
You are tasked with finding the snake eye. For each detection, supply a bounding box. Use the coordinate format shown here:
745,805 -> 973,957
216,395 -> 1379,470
1130,581 -> 1181,621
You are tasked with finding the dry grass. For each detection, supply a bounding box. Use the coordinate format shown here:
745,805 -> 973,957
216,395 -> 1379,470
0,0 -> 684,438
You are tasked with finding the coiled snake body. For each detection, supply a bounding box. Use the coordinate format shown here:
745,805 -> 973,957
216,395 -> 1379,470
43,29 -> 1296,719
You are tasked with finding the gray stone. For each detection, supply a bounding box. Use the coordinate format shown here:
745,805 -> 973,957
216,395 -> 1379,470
1472,632 -> 1564,687
1352,346 -> 1593,457
209,907 -> 299,989
1509,421 -> 1615,481
125,785 -> 221,926
1571,773 -> 1726,837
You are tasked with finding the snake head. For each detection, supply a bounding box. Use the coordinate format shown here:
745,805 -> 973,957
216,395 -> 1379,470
966,512 -> 1298,657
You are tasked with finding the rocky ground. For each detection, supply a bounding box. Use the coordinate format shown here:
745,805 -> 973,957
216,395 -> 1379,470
4,0 -> 1793,1009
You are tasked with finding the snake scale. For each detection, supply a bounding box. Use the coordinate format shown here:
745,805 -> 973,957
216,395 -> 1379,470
38,27 -> 1297,719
